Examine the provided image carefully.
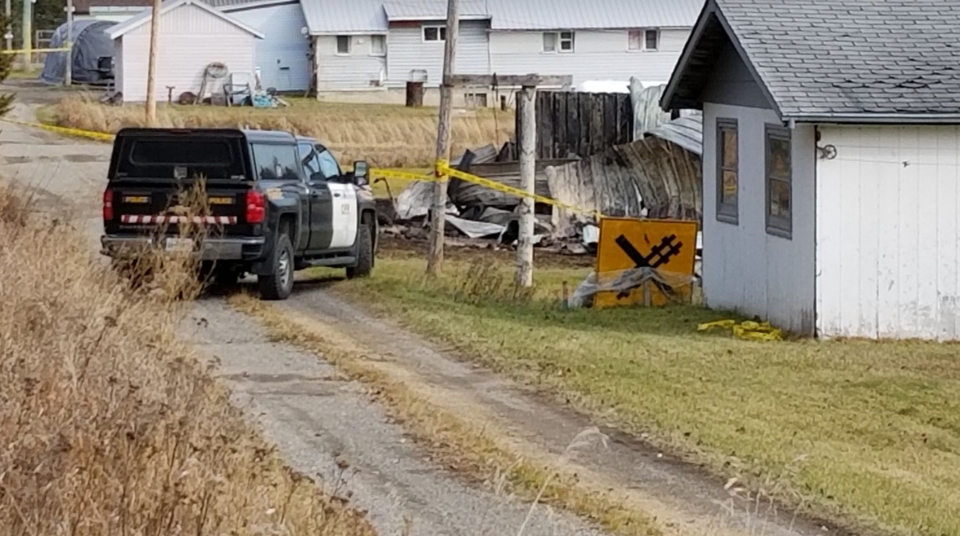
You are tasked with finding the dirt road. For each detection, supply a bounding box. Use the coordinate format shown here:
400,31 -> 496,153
0,88 -> 837,536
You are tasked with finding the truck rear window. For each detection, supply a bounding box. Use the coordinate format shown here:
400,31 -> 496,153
115,138 -> 247,180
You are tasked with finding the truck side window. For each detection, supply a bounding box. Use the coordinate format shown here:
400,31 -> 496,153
298,143 -> 322,181
316,147 -> 341,180
252,143 -> 301,181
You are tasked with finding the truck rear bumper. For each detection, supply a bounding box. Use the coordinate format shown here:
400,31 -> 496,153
101,235 -> 266,261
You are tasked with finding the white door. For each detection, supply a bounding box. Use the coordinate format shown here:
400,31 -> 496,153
328,183 -> 358,249
817,125 -> 960,340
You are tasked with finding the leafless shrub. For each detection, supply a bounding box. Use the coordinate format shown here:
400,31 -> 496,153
0,186 -> 375,536
451,257 -> 536,304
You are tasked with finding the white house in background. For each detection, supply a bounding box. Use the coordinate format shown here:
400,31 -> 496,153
108,0 -> 263,102
663,0 -> 960,340
301,0 -> 700,105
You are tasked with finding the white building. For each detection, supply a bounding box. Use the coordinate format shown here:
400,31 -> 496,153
109,0 -> 263,102
302,0 -> 701,105
663,0 -> 960,340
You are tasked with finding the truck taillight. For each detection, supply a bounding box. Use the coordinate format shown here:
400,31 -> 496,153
102,189 -> 114,221
246,190 -> 265,224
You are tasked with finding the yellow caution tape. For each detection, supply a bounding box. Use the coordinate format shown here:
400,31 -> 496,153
698,319 -> 783,342
1,47 -> 72,54
0,119 -> 116,142
371,160 -> 603,218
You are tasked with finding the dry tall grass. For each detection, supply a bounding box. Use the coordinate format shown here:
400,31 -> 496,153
54,95 -> 515,168
0,188 -> 376,536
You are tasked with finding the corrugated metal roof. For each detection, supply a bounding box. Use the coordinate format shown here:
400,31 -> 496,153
645,114 -> 702,156
206,0 -> 292,10
485,0 -> 702,30
383,0 -> 490,21
301,0 -> 388,34
301,0 -> 700,35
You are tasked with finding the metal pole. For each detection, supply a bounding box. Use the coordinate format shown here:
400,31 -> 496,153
21,0 -> 31,70
64,0 -> 73,86
145,0 -> 161,125
515,85 -> 536,288
425,0 -> 459,277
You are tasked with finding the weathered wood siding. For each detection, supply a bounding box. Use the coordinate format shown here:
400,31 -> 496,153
817,125 -> 960,340
520,91 -> 633,160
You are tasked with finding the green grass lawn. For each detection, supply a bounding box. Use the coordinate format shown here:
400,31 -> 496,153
313,254 -> 960,536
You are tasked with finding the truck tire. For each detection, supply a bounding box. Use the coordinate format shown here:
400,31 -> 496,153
258,234 -> 295,300
347,220 -> 374,279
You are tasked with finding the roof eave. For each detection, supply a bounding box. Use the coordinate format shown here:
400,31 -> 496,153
660,0 -> 782,117
793,113 -> 960,125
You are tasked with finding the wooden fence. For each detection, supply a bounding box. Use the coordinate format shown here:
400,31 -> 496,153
516,91 -> 634,160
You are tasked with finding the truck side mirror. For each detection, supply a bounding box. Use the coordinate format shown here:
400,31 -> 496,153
352,161 -> 369,186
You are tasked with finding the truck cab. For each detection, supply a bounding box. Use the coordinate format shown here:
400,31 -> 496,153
101,128 -> 378,300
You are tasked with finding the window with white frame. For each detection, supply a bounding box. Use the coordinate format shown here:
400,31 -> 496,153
423,25 -> 446,42
628,30 -> 642,50
645,29 -> 659,50
371,34 -> 386,56
543,31 -> 574,53
336,35 -> 351,55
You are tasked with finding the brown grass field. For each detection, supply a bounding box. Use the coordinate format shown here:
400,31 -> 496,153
53,95 -> 515,168
0,188 -> 375,536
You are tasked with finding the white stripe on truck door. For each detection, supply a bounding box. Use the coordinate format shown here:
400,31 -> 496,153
328,183 -> 357,249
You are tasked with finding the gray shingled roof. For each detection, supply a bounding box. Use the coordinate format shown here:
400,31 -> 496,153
664,0 -> 960,122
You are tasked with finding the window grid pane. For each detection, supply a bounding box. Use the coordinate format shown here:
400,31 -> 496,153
717,119 -> 738,223
645,29 -> 659,50
765,126 -> 792,237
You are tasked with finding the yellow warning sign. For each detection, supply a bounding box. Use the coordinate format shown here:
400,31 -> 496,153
594,218 -> 699,308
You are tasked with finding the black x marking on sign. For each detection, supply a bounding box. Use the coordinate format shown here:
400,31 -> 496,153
615,234 -> 683,299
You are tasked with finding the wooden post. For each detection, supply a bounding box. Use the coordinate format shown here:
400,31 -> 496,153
64,0 -> 73,86
20,0 -> 30,70
426,0 -> 459,277
515,85 -> 536,288
4,0 -> 12,50
145,0 -> 162,126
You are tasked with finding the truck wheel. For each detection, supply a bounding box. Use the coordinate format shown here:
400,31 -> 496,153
258,234 -> 295,300
347,220 -> 374,279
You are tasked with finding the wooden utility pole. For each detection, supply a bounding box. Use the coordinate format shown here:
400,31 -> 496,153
4,0 -> 12,50
515,85 -> 536,288
426,0 -> 459,277
20,0 -> 30,70
64,0 -> 73,86
145,0 -> 161,125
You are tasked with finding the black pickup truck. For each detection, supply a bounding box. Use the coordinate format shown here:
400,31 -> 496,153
101,128 -> 378,300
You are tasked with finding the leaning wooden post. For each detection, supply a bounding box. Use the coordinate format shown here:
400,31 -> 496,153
145,0 -> 161,126
515,84 -> 537,288
426,0 -> 459,277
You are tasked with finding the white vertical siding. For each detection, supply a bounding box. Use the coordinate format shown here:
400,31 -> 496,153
227,2 -> 311,91
118,3 -> 257,102
816,125 -> 960,340
114,39 -> 124,94
702,103 -> 817,334
314,35 -> 386,90
386,20 -> 489,87
489,28 -> 687,86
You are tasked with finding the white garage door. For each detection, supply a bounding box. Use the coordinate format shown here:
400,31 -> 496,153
817,125 -> 960,340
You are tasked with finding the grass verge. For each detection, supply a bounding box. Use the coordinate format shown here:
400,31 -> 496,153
228,293 -> 665,536
317,253 -> 960,536
54,95 -> 514,168
0,188 -> 375,536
